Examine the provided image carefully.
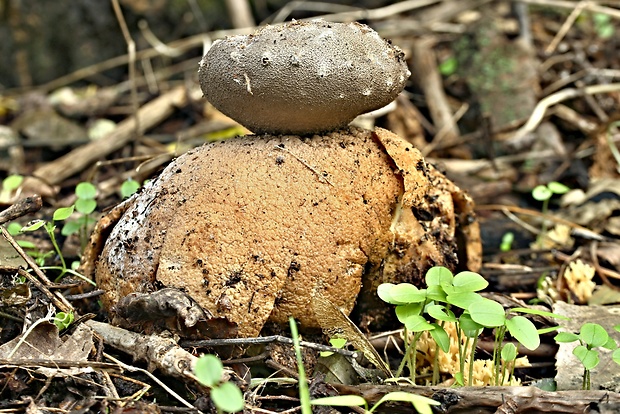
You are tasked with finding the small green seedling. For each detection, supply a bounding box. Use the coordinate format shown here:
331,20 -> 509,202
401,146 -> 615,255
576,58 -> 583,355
61,182 -> 98,252
320,337 -> 347,357
555,323 -> 620,390
438,56 -> 458,76
12,272 -> 27,285
10,182 -> 98,273
500,232 -> 514,252
19,205 -> 93,285
499,342 -> 517,385
0,174 -> 23,203
532,181 -> 570,207
465,302 -> 566,385
379,267 -> 492,384
379,266 -> 567,386
532,181 -> 570,248
54,311 -> 74,331
593,13 -> 614,39
195,354 -> 244,413
120,178 -> 141,199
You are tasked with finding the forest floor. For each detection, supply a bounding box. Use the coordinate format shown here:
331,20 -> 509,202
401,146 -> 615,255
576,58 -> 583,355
1,0 -> 620,413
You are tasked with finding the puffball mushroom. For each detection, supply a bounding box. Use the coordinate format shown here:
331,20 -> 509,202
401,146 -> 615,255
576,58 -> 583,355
93,127 -> 481,338
199,20 -> 410,135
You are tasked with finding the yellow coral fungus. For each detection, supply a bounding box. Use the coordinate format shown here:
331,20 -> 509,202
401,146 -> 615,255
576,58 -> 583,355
564,260 -> 596,303
414,322 -> 529,386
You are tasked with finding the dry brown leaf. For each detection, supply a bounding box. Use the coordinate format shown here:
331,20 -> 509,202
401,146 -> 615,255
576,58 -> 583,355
596,243 -> 620,268
312,291 -> 392,378
0,321 -> 93,377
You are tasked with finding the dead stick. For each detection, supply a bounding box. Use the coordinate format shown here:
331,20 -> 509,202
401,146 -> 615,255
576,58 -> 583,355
85,320 -> 197,380
412,38 -> 460,153
333,383 -> 620,413
476,204 -> 596,236
32,86 -> 188,185
0,359 -> 121,372
0,227 -> 73,313
0,195 -> 42,225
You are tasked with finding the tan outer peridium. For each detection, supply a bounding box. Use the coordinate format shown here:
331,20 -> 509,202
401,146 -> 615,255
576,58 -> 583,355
95,128 -> 480,337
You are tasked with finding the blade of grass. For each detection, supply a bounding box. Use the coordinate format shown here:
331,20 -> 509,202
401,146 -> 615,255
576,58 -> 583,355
290,317 -> 312,414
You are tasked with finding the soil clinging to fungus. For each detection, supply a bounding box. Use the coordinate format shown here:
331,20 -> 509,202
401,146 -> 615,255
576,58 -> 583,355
199,20 -> 410,135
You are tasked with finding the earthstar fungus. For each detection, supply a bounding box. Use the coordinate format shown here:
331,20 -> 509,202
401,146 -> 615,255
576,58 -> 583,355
89,20 -> 481,339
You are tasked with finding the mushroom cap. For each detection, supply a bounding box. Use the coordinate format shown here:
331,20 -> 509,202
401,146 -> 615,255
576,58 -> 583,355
199,20 -> 410,135
95,128 -> 480,338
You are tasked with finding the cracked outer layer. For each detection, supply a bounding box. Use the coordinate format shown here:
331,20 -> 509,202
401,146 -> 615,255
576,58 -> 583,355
94,128 -> 481,338
199,20 -> 410,135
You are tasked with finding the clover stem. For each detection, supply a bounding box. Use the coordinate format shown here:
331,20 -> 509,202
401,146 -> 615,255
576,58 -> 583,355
45,223 -> 66,276
493,326 -> 507,385
395,327 -> 421,381
507,358 -> 516,385
409,331 -> 424,384
432,321 -> 445,385
583,367 -> 590,390
467,335 -> 479,386
456,324 -> 466,383
395,327 -> 410,378
538,198 -> 550,249
79,215 -> 90,254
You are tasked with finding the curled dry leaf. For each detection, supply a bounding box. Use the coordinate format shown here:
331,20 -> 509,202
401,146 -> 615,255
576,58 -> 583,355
0,322 -> 93,377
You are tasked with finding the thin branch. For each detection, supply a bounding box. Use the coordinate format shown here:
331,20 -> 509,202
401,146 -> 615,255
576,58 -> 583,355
545,1 -> 587,54
226,0 -> 255,28
32,86 -> 191,185
509,83 -> 620,142
103,352 -> 201,413
111,0 -> 140,144
181,335 -> 358,358
0,195 -> 42,225
312,0 -> 441,22
519,0 -> 620,20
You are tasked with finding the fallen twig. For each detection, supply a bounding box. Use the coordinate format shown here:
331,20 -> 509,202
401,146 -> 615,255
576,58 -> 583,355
32,86 -> 199,185
181,335 -> 358,358
411,38 -> 461,155
102,351 -> 201,413
332,383 -> 620,413
520,0 -> 620,20
509,83 -> 620,144
0,195 -> 42,225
